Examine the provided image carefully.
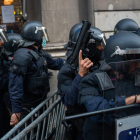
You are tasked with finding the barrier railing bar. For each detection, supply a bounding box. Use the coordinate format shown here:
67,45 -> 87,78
63,103 -> 140,121
55,102 -> 64,140
1,90 -> 58,140
12,98 -> 61,140
45,112 -> 51,138
41,117 -> 46,140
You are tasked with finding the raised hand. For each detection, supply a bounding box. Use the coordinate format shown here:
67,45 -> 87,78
78,50 -> 93,77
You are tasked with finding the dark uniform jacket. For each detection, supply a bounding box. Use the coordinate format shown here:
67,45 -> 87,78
0,52 -> 12,138
79,69 -> 140,140
9,46 -> 64,113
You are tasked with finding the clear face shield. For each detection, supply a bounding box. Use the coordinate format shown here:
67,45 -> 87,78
86,33 -> 106,61
104,46 -> 140,73
99,57 -> 140,140
0,28 -> 9,43
98,33 -> 106,47
35,26 -> 50,46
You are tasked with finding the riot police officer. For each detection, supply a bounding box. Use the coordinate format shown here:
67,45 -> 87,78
2,33 -> 22,113
57,26 -> 105,140
114,18 -> 139,34
79,31 -> 140,140
0,27 -> 12,138
9,21 -> 64,126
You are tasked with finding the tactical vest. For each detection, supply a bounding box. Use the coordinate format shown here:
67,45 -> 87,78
82,71 -> 140,140
95,71 -> 140,126
95,71 -> 140,101
10,48 -> 50,96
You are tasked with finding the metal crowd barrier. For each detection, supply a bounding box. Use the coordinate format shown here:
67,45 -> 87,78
11,98 -> 66,140
1,90 -> 66,140
63,103 -> 140,121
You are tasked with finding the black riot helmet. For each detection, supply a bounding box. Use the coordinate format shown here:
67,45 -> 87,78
73,27 -> 104,44
0,27 -> 9,43
136,28 -> 140,36
64,23 -> 83,49
21,21 -> 49,47
3,33 -> 22,56
69,23 -> 83,40
104,31 -> 140,64
73,27 -> 105,62
114,18 -> 139,34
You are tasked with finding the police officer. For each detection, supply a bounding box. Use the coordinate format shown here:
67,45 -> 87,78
2,33 -> 22,113
79,31 -> 140,140
9,21 -> 64,126
0,27 -> 12,138
114,18 -> 139,34
57,26 -> 105,140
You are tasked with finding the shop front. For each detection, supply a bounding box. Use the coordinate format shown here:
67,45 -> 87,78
0,0 -> 26,34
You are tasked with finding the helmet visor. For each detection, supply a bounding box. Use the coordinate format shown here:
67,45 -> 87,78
35,26 -> 50,43
98,33 -> 106,46
111,46 -> 140,59
90,32 -> 106,47
0,28 -> 9,43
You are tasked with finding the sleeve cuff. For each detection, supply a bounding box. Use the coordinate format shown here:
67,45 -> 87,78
116,96 -> 125,106
12,106 -> 22,113
75,74 -> 83,81
72,74 -> 83,89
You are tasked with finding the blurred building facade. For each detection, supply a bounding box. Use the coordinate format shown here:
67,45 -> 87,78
1,0 -> 140,94
27,0 -> 140,43
26,0 -> 140,94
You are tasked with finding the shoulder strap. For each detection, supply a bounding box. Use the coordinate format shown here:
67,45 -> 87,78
28,50 -> 40,61
99,59 -> 111,71
95,72 -> 115,91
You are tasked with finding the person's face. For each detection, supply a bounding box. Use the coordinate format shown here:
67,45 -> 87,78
0,40 -> 4,48
96,44 -> 104,51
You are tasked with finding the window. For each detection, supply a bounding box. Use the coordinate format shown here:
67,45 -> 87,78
0,0 -> 23,34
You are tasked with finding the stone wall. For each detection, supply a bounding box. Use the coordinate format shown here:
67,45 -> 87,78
41,0 -> 88,43
93,0 -> 140,38
25,0 -> 140,95
26,0 -> 140,42
27,0 -> 42,22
